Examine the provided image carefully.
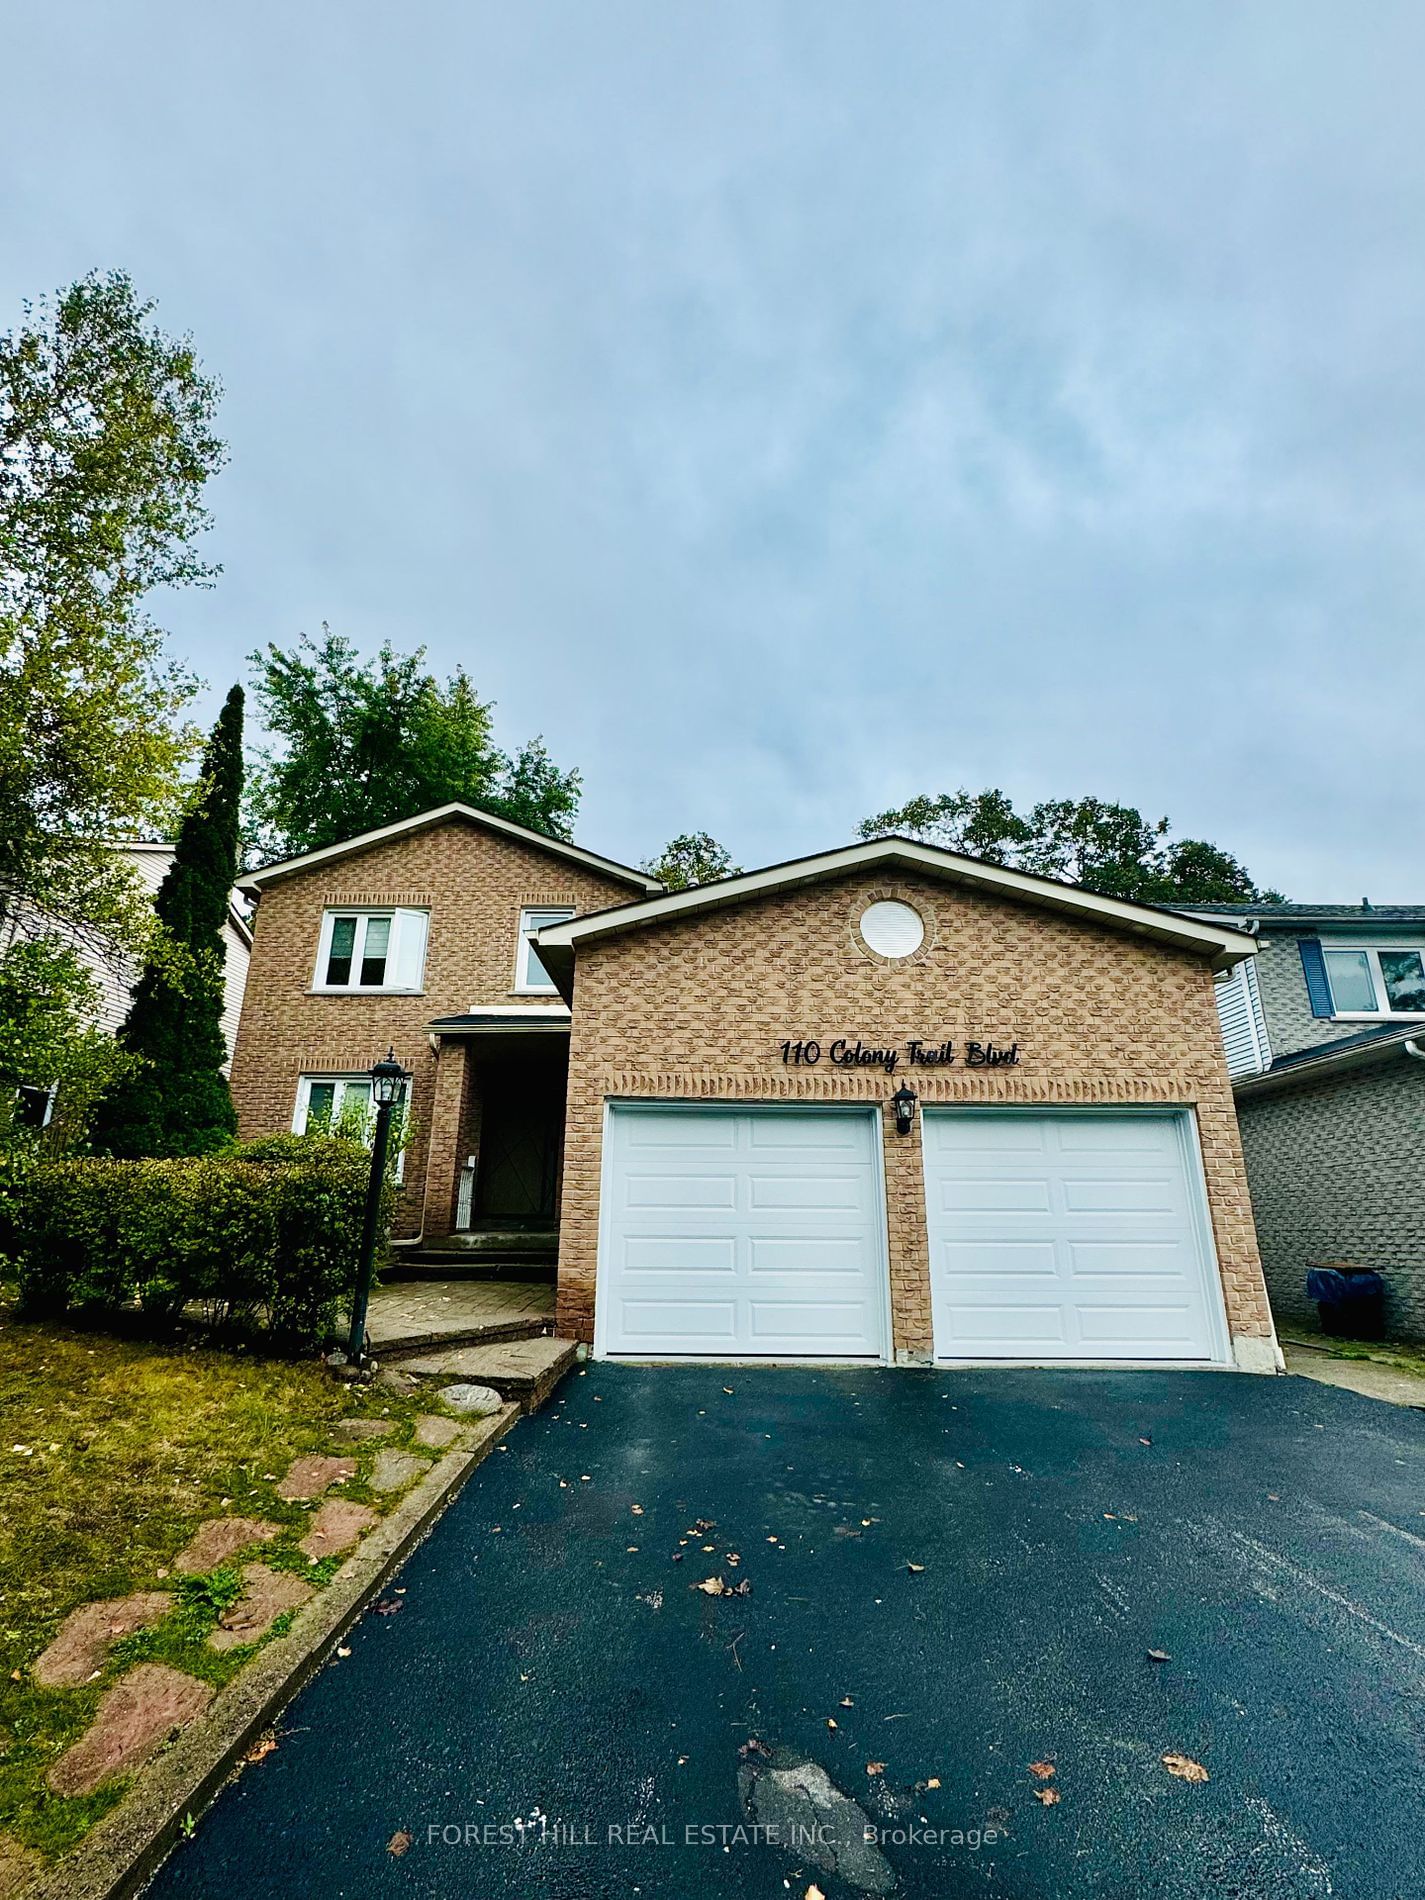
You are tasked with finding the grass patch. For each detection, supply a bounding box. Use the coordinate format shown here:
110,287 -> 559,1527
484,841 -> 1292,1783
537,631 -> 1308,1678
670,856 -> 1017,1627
0,1307 -> 430,1862
1282,1330 -> 1425,1377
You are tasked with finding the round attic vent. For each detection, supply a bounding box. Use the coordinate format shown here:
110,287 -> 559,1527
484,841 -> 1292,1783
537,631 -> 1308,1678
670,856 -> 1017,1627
859,899 -> 925,959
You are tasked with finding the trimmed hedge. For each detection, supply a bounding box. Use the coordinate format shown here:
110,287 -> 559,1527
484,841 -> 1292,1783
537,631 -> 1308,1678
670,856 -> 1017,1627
10,1133 -> 391,1350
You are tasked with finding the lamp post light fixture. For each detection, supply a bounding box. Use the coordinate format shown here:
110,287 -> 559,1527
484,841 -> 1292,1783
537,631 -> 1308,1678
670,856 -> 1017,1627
891,1080 -> 918,1137
347,1047 -> 409,1365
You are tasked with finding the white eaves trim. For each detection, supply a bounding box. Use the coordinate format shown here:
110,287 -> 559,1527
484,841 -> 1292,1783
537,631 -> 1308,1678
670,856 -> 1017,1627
535,836 -> 1260,975
235,802 -> 662,898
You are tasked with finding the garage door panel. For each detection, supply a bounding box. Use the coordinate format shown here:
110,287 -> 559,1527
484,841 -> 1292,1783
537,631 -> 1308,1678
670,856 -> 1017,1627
937,1241 -> 1059,1279
602,1107 -> 886,1360
1060,1177 -> 1181,1214
615,1299 -> 739,1344
623,1173 -> 737,1210
946,1303 -> 1069,1344
925,1111 -> 1226,1364
1067,1241 -> 1192,1279
748,1172 -> 867,1211
619,1236 -> 737,1275
937,1177 -> 1054,1213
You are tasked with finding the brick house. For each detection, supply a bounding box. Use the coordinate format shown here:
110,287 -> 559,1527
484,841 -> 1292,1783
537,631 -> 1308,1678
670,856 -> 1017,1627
233,806 -> 1280,1372
1200,902 -> 1425,1338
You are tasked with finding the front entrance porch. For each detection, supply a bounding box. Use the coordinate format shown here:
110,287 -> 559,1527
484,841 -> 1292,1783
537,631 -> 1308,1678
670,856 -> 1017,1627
417,1010 -> 571,1256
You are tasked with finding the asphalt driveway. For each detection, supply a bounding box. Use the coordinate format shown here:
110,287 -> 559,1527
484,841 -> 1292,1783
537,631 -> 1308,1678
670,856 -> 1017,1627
148,1366 -> 1425,1899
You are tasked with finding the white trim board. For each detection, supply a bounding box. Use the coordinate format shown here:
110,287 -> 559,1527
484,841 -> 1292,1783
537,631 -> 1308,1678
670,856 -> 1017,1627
236,803 -> 662,898
537,836 -> 1259,982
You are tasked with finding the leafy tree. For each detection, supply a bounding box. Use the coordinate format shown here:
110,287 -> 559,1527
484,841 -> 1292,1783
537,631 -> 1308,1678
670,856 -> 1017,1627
91,686 -> 244,1157
642,832 -> 742,891
246,630 -> 581,860
0,271 -> 222,1144
859,789 -> 1281,906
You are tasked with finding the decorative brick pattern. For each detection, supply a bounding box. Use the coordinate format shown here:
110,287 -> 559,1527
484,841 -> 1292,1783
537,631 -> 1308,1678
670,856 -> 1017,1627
555,870 -> 1273,1358
1237,1058 -> 1425,1337
229,820 -> 637,1235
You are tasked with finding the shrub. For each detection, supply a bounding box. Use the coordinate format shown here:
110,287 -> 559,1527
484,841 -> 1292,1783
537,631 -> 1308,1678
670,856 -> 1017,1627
8,1133 -> 390,1350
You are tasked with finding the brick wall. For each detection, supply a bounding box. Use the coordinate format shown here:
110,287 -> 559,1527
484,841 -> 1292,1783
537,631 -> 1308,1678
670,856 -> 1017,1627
1236,1057 -> 1425,1337
556,870 -> 1273,1359
228,818 -> 638,1235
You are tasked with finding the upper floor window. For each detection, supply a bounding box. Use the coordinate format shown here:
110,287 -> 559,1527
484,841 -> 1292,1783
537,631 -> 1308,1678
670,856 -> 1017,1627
314,908 -> 428,993
1322,945 -> 1425,1017
515,906 -> 574,993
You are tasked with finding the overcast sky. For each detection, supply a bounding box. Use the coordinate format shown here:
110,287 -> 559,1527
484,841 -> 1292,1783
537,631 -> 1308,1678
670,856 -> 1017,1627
4,3 -> 1421,896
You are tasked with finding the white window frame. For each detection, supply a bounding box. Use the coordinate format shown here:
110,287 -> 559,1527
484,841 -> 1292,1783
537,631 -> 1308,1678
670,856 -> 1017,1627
1321,941 -> 1425,1022
514,906 -> 575,994
312,908 -> 428,994
292,1074 -> 409,1182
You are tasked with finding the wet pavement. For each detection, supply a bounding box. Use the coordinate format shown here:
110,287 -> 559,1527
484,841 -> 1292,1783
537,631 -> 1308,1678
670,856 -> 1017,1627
147,1363 -> 1425,1899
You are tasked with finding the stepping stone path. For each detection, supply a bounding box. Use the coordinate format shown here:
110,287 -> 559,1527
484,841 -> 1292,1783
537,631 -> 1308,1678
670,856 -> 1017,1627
414,1414 -> 466,1449
434,1382 -> 503,1417
277,1453 -> 356,1501
47,1664 -> 214,1797
33,1592 -> 173,1688
174,1516 -> 280,1574
208,1564 -> 315,1652
299,1499 -> 378,1560
370,1448 -> 428,1494
337,1417 -> 397,1440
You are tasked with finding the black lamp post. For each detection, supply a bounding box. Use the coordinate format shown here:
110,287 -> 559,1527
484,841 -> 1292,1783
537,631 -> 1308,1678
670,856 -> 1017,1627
347,1047 -> 408,1364
891,1080 -> 918,1136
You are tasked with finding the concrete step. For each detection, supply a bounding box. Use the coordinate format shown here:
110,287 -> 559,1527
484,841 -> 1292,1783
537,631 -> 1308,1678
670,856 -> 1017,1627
377,1315 -> 553,1358
387,1336 -> 578,1412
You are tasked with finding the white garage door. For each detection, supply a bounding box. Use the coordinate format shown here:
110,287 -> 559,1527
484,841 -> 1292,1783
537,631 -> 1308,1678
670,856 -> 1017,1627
599,1105 -> 888,1361
923,1110 -> 1228,1364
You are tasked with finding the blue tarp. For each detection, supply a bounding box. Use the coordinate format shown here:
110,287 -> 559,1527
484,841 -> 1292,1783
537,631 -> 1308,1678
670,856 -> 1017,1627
1306,1267 -> 1385,1304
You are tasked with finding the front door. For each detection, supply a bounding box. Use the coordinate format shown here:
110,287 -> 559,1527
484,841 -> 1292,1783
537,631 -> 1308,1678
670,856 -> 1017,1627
473,1059 -> 565,1223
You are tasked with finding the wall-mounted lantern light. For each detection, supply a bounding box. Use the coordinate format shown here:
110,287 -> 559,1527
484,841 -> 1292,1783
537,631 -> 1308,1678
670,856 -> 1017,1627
891,1081 -> 918,1137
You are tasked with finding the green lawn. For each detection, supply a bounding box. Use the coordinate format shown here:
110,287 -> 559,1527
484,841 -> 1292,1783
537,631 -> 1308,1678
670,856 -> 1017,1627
0,1310 -> 430,1862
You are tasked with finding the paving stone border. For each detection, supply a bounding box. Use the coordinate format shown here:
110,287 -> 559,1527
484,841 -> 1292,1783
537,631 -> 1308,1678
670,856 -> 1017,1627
19,1402 -> 520,1900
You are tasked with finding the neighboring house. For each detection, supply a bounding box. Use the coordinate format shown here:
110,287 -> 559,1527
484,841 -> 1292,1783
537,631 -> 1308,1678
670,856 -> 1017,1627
5,842 -> 252,1127
1201,903 -> 1425,1338
101,843 -> 252,1072
232,802 -> 1280,1373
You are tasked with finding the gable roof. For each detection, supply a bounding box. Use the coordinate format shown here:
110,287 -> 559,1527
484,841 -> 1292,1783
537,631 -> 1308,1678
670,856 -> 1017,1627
233,802 -> 662,898
534,835 -> 1259,990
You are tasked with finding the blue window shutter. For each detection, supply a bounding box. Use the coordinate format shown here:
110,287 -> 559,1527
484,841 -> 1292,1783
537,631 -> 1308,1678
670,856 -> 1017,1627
1299,938 -> 1334,1017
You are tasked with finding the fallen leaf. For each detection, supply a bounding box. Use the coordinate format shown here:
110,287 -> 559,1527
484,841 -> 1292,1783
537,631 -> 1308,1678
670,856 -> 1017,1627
373,1598 -> 403,1616
907,1562 -> 926,1574
1147,1649 -> 1171,1663
840,1696 -> 854,1707
727,1552 -> 741,1566
1161,1753 -> 1209,1783
626,1545 -> 639,1552
387,1829 -> 412,1856
827,1718 -> 838,1730
1028,1761 -> 1056,1780
336,1645 -> 352,1658
245,1737 -> 278,1763
866,1761 -> 885,1777
1138,1437 -> 1152,1446
739,1737 -> 771,1759
723,1387 -> 734,1395
806,1886 -> 827,1900
694,1576 -> 726,1596
925,1776 -> 941,1789
631,1505 -> 644,1515
1034,1788 -> 1061,1806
